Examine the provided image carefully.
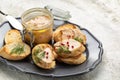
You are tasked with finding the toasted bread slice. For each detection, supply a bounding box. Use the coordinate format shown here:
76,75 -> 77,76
0,42 -> 31,60
54,39 -> 85,58
5,29 -> 22,44
57,54 -> 86,65
32,44 -> 56,69
53,23 -> 86,44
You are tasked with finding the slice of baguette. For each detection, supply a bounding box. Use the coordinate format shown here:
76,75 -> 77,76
53,23 -> 86,44
32,44 -> 56,69
5,29 -> 22,44
57,54 -> 86,65
54,39 -> 85,58
0,42 -> 31,60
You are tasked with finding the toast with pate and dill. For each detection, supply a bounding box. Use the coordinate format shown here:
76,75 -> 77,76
53,23 -> 86,44
32,44 -> 57,69
54,39 -> 85,58
0,42 -> 31,60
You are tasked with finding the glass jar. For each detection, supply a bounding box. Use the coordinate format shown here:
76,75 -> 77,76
21,8 -> 53,45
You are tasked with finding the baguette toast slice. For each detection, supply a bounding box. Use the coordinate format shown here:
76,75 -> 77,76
57,54 -> 86,65
5,29 -> 22,44
54,39 -> 85,58
32,44 -> 57,69
53,23 -> 86,44
0,42 -> 31,60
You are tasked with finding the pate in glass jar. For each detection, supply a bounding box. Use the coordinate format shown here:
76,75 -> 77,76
21,8 -> 53,45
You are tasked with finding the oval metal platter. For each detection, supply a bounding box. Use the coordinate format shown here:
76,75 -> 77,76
0,18 -> 103,77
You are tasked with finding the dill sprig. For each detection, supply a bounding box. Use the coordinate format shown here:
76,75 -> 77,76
74,37 -> 83,43
10,44 -> 24,55
33,47 -> 45,63
57,46 -> 70,53
36,51 -> 45,60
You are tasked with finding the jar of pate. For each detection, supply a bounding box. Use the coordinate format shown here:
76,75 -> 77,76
21,8 -> 53,45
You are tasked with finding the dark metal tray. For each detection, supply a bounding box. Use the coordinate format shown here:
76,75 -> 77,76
0,18 -> 103,77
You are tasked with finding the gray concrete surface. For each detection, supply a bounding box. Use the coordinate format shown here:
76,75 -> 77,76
0,0 -> 120,80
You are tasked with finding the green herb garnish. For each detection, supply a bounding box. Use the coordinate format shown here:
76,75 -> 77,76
33,48 -> 42,56
74,37 -> 83,43
10,44 -> 24,55
33,48 -> 45,63
57,46 -> 70,53
36,51 -> 45,60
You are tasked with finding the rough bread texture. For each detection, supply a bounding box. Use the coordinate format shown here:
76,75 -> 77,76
36,61 -> 56,69
0,42 -> 31,60
57,54 -> 86,65
5,29 -> 22,44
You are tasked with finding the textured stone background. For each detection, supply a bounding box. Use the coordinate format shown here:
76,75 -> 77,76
0,0 -> 120,80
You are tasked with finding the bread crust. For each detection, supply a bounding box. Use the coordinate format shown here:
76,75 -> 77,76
57,54 -> 86,65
